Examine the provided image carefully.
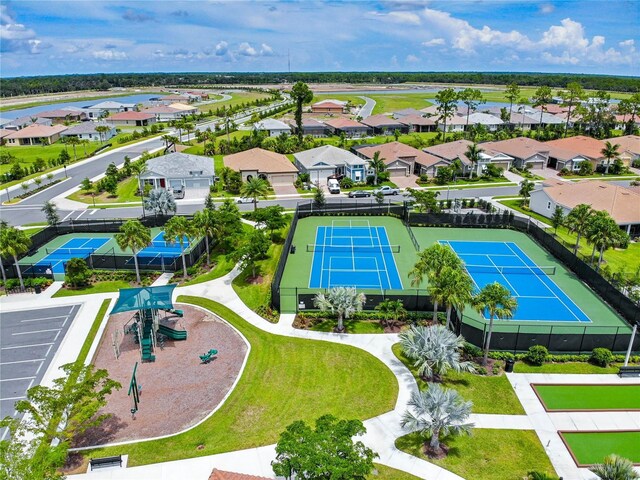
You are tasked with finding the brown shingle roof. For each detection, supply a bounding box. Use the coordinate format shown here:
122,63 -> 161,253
5,124 -> 67,139
397,114 -> 436,126
357,141 -> 434,167
423,139 -> 474,164
208,469 -> 271,480
108,111 -> 155,121
540,180 -> 640,225
545,135 -> 605,160
224,147 -> 298,174
35,109 -> 85,119
603,135 -> 640,156
360,114 -> 404,128
483,137 -> 549,160
324,118 -> 368,129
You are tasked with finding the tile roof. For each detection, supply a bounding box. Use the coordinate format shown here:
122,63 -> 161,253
224,147 -> 298,173
603,135 -> 640,155
60,122 -> 113,136
254,118 -> 291,131
208,469 -> 270,480
35,109 -> 85,119
301,118 -> 327,128
90,101 -> 136,110
466,112 -> 504,125
393,108 -> 424,118
313,99 -> 347,107
142,106 -> 183,114
142,152 -> 214,178
312,101 -> 345,109
323,118 -> 368,129
360,114 -> 404,128
423,139 -> 474,164
538,180 -> 640,225
5,124 -> 67,139
0,129 -> 13,139
168,103 -> 197,111
108,111 -> 155,121
397,114 -> 436,126
6,116 -> 52,128
294,145 -> 363,168
483,137 -> 549,160
545,135 -> 605,160
356,141 -> 436,167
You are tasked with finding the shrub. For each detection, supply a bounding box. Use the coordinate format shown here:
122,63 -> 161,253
590,347 -> 613,367
463,342 -> 482,358
64,258 -> 92,287
419,174 -> 430,183
339,177 -> 354,189
525,345 -> 549,366
558,167 -> 570,176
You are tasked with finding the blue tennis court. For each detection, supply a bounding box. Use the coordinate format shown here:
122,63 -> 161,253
29,238 -> 110,274
131,232 -> 190,266
309,220 -> 403,290
442,240 -> 590,322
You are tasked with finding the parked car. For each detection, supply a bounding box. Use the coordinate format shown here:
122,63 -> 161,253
373,185 -> 400,196
236,197 -> 255,204
348,190 -> 371,198
327,178 -> 341,194
172,187 -> 185,199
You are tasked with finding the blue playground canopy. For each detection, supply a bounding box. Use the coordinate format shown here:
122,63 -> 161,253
111,284 -> 176,314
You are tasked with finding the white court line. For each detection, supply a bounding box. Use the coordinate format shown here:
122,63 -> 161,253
373,257 -> 384,291
486,254 -> 520,297
374,227 -> 393,289
1,342 -> 54,350
0,359 -> 46,365
12,328 -> 61,336
0,376 -> 36,382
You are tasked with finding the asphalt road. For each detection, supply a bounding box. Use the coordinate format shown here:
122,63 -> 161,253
357,96 -> 376,118
0,304 -> 80,440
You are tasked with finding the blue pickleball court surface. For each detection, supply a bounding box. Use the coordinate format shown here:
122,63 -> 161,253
442,240 -> 591,322
129,232 -> 191,266
29,237 -> 111,274
309,220 -> 403,290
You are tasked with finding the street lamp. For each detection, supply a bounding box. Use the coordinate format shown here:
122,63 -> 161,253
624,321 -> 639,366
91,192 -> 96,207
63,163 -> 68,178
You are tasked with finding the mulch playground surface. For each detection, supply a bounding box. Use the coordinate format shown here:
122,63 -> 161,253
75,304 -> 248,446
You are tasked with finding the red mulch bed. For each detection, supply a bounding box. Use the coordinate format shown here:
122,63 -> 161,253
74,304 -> 248,447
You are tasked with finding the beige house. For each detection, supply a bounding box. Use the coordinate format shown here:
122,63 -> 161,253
603,135 -> 640,166
483,137 -> 549,169
224,148 -> 298,186
4,124 -> 68,146
355,141 -> 430,177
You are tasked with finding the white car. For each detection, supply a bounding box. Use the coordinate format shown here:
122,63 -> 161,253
373,185 -> 400,196
236,197 -> 256,204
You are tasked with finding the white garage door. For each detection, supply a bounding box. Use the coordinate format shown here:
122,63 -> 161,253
185,179 -> 211,188
310,169 -> 335,186
270,173 -> 296,186
388,166 -> 408,177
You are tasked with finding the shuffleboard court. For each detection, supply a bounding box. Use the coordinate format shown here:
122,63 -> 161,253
309,220 -> 403,290
532,384 -> 640,411
442,240 -> 591,322
560,431 -> 640,466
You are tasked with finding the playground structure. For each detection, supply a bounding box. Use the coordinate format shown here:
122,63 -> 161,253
112,285 -> 187,362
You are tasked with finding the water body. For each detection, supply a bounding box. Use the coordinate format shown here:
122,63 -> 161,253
0,94 -> 162,120
322,87 -> 500,95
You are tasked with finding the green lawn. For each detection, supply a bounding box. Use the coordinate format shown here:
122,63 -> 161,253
371,464 -> 422,480
78,299 -> 111,364
561,431 -> 640,465
311,319 -> 386,334
52,280 -> 130,297
396,429 -> 556,480
392,343 -> 525,415
68,176 -> 141,204
177,250 -> 237,286
197,91 -> 272,114
514,362 -> 621,374
533,384 -> 640,411
84,296 -> 398,467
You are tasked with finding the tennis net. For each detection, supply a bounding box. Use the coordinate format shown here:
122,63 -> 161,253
306,244 -> 400,253
45,247 -> 95,256
464,264 -> 556,275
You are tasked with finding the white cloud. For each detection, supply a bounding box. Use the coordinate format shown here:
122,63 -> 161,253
369,10 -> 421,25
406,54 -> 419,62
260,43 -> 274,56
92,49 -> 128,60
422,38 -> 445,47
539,3 -> 555,14
238,42 -> 258,57
0,5 -> 43,53
215,40 -> 228,56
619,39 -> 635,48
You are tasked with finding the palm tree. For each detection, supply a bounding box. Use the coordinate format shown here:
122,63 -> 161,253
164,216 -> 195,278
408,243 -> 462,322
565,204 -> 594,255
115,220 -> 151,284
601,141 -> 620,175
399,324 -> 475,382
290,81 -> 313,142
401,383 -> 473,456
0,226 -> 31,291
532,85 -> 553,131
505,82 -> 521,128
434,88 -> 458,143
472,282 -> 518,365
313,286 -> 366,332
193,208 -> 217,266
519,179 -> 535,205
375,299 -> 406,329
590,455 -> 639,480
368,151 -> 386,186
144,188 -> 177,217
428,266 -> 475,329
65,136 -> 81,161
586,212 -> 628,270
0,220 -> 8,286
465,143 -> 483,179
240,177 -> 269,211
130,161 -> 147,197
94,125 -> 110,145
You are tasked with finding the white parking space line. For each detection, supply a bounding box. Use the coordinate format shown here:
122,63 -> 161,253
20,315 -> 68,323
12,328 -> 61,336
61,210 -> 75,222
0,359 -> 46,365
90,209 -> 98,215
75,210 -> 87,220
1,342 -> 55,350
0,376 -> 36,382
2,396 -> 26,401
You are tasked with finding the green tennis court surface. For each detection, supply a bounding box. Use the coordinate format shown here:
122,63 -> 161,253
533,384 -> 640,411
561,431 -> 640,466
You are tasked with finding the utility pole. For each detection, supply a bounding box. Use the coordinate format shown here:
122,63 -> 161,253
288,49 -> 291,74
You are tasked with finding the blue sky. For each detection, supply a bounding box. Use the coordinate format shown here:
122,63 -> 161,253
1,1 -> 638,77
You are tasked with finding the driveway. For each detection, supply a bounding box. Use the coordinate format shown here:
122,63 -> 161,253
390,174 -> 419,189
357,96 -> 376,118
273,183 -> 298,196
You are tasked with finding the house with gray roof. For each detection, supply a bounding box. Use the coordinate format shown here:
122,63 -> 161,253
85,101 -> 138,119
4,116 -> 52,131
253,118 -> 291,137
465,112 -> 504,131
293,145 -> 369,184
60,122 -> 116,142
139,152 -> 215,196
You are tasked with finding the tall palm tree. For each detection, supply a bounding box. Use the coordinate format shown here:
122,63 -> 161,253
240,177 -> 269,211
586,212 -> 628,270
408,243 -> 462,322
0,220 -> 8,286
0,226 -> 31,291
601,141 -> 620,175
505,82 -> 521,129
368,151 -> 386,186
428,266 -> 475,329
434,88 -> 458,143
164,216 -> 195,278
465,143 -> 483,179
519,179 -> 535,206
115,220 -> 151,284
401,383 -> 474,456
375,299 -> 406,329
532,85 -> 553,131
590,455 -> 639,480
472,282 -> 518,365
193,208 -> 217,266
94,125 -> 110,145
313,286 -> 366,332
565,204 -> 594,255
65,136 -> 81,161
399,324 -> 475,382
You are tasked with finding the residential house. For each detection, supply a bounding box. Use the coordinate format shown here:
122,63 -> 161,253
253,118 -> 291,137
360,115 -> 408,135
35,108 -> 86,124
311,100 -> 345,114
545,145 -> 591,172
613,114 -> 640,131
223,147 -> 298,186
139,152 -> 215,193
436,115 -> 466,133
530,180 -> 640,235
288,118 -> 329,137
397,114 -> 437,133
392,108 -> 425,119
85,101 -> 137,119
545,136 -> 606,169
423,139 -> 514,177
60,122 -> 116,142
293,145 -> 368,184
323,118 -> 370,138
158,94 -> 193,104
3,116 -> 52,131
4,124 -> 68,146
354,141 -> 433,177
483,137 -> 549,169
0,129 -> 14,142
142,106 -> 187,122
187,91 -> 209,100
107,111 -> 156,127
465,112 -> 504,132
604,135 -> 640,166
168,103 -> 198,116
420,105 -> 442,117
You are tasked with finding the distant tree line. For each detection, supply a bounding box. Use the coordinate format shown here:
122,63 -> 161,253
2,72 -> 639,97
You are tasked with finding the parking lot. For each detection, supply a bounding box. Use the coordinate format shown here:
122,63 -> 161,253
0,304 -> 79,439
